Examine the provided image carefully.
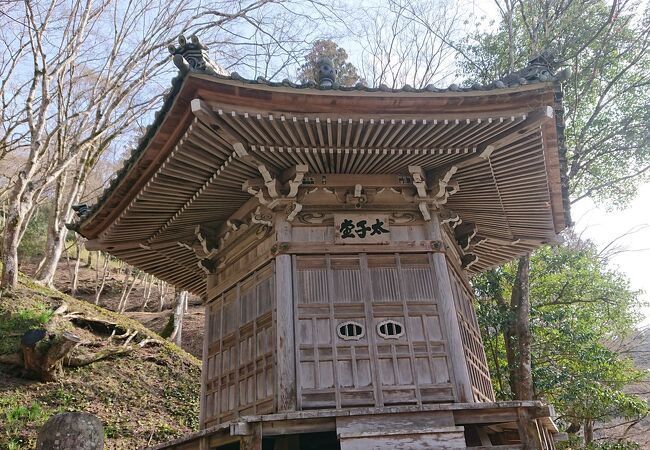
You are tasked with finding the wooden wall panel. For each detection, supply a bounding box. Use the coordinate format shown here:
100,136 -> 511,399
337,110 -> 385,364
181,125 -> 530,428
203,263 -> 275,428
447,265 -> 495,402
294,253 -> 454,410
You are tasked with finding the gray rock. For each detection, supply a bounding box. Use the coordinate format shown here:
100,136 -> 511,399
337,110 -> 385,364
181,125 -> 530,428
37,412 -> 104,450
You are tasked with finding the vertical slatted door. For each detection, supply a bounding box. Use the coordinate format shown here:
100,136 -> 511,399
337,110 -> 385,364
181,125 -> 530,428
294,253 -> 455,410
368,254 -> 455,405
447,264 -> 495,402
294,255 -> 377,409
203,263 -> 275,427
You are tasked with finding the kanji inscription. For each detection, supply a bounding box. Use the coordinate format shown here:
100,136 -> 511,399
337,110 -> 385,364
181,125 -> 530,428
334,214 -> 390,244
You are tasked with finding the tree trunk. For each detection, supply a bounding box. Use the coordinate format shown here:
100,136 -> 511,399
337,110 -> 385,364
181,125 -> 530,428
1,204 -> 23,289
510,254 -> 533,400
20,329 -> 81,381
140,274 -> 153,311
71,238 -> 83,296
169,290 -> 188,346
36,172 -> 70,286
158,281 -> 167,312
0,174 -> 37,289
117,269 -> 140,313
584,420 -> 593,445
36,218 -> 68,286
503,326 -> 518,397
95,253 -> 110,305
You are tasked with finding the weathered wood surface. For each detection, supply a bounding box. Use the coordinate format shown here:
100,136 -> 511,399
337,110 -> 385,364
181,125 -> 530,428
293,252 -> 455,409
79,73 -> 565,294
427,215 -> 474,402
203,263 -> 275,427
148,402 -> 559,450
275,217 -> 296,412
338,426 -> 466,450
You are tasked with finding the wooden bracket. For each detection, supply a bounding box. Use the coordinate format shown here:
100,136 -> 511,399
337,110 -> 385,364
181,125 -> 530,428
177,225 -> 219,260
197,259 -> 216,274
282,164 -> 309,198
195,225 -> 219,258
251,206 -> 273,227
408,165 -> 429,198
454,222 -> 478,251
433,166 -> 458,198
418,202 -> 431,221
440,209 -> 462,228
256,163 -> 280,199
244,165 -> 309,222
286,202 -> 303,222
461,253 -> 479,270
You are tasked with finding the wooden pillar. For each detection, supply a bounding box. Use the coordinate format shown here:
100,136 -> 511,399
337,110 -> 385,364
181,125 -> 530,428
240,423 -> 263,450
200,273 -> 219,429
517,408 -> 544,450
426,213 -> 474,403
275,216 -> 297,411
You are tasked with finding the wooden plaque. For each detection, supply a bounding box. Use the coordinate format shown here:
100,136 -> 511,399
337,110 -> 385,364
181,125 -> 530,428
334,214 -> 391,244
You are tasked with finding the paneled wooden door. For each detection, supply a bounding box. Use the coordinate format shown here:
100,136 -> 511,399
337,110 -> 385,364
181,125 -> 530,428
293,253 -> 455,410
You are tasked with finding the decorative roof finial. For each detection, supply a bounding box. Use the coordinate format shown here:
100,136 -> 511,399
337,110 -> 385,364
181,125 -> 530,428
168,34 -> 229,76
316,57 -> 337,88
498,49 -> 570,86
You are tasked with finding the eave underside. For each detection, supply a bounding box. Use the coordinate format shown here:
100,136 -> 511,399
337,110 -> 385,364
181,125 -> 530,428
80,88 -> 566,295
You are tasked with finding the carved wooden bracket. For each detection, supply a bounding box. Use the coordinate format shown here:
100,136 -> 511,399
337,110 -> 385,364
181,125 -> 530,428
178,225 -> 219,260
243,164 -> 308,222
461,253 -> 479,270
251,206 -> 273,227
440,209 -> 462,228
454,222 -> 478,251
197,259 -> 217,274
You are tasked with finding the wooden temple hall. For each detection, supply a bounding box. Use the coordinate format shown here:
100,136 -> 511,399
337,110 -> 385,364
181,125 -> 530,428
70,35 -> 571,450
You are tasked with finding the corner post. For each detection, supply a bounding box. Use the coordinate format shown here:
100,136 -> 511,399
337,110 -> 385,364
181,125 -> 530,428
426,212 -> 474,402
274,215 -> 297,411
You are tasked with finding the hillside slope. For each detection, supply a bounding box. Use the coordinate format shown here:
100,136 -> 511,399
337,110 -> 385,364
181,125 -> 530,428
0,274 -> 201,449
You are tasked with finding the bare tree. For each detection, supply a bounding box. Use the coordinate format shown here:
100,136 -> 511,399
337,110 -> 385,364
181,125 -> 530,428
358,0 -> 462,89
169,290 -> 188,346
0,0 -> 352,290
95,252 -> 110,305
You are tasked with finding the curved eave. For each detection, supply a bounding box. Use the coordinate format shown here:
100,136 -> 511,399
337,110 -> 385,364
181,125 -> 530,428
79,74 -> 567,240
75,73 -> 570,294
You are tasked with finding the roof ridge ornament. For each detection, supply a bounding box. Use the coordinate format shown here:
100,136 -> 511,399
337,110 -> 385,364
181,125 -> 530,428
498,50 -> 571,87
316,57 -> 338,89
168,34 -> 229,76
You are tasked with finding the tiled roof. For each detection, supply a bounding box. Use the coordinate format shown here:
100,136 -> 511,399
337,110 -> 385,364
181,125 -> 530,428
71,36 -> 571,230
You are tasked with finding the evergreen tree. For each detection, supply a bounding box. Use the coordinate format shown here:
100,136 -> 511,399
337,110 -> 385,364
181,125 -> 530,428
297,39 -> 363,86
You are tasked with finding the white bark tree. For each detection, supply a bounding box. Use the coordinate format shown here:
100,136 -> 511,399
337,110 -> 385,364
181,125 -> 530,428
0,0 -> 349,290
170,290 -> 188,346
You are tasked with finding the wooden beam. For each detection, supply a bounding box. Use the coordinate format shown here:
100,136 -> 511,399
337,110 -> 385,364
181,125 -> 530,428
428,106 -> 554,178
191,98 -> 247,155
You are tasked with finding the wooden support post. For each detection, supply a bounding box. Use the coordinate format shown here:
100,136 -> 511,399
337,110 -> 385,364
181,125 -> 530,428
275,215 -> 297,412
517,408 -> 544,449
426,213 -> 474,403
199,292 -> 211,430
240,423 -> 263,450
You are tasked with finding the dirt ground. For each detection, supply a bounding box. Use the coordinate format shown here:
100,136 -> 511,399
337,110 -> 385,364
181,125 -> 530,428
20,257 -> 205,358
0,275 -> 202,449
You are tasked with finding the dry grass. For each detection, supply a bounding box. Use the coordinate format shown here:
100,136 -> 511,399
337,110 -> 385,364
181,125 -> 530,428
0,273 -> 201,449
